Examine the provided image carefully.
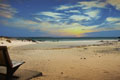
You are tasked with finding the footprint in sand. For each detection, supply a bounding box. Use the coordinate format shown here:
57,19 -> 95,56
103,70 -> 109,74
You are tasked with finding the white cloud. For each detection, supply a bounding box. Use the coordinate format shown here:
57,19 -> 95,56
78,1 -> 106,9
106,17 -> 120,22
55,1 -> 106,13
115,22 -> 120,25
85,10 -> 100,18
35,17 -> 42,21
35,16 -> 62,22
56,3 -> 83,11
0,3 -> 17,18
70,15 -> 90,21
36,12 -> 64,19
56,5 -> 74,10
106,0 -> 120,10
65,10 -> 80,13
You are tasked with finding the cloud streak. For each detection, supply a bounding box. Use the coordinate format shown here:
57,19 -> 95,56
65,10 -> 80,13
69,15 -> 90,21
0,3 -> 17,18
78,1 -> 106,9
56,1 -> 106,11
56,5 -> 75,10
85,10 -> 100,18
106,17 -> 120,22
35,12 -> 64,19
106,0 -> 120,10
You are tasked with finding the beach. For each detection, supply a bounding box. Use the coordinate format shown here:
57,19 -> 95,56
0,37 -> 120,80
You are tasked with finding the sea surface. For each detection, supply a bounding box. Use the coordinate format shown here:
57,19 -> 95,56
14,37 -> 119,49
15,37 -> 119,41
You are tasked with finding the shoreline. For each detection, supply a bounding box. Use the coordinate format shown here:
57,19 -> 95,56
0,37 -> 118,48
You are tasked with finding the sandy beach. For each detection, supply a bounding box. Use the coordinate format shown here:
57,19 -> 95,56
0,37 -> 120,80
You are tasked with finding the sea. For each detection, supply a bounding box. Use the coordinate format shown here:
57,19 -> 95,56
15,37 -> 119,42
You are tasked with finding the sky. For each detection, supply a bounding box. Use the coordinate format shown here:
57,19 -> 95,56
0,0 -> 120,37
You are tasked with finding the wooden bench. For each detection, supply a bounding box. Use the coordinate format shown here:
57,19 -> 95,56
0,46 -> 25,80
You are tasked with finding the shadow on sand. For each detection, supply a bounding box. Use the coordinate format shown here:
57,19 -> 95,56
0,69 -> 42,80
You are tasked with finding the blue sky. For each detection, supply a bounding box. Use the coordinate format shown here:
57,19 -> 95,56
0,0 -> 120,37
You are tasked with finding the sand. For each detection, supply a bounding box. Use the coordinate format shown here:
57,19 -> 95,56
0,37 -> 35,48
0,38 -> 120,80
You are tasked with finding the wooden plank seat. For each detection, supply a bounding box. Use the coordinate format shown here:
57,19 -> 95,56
0,46 -> 25,80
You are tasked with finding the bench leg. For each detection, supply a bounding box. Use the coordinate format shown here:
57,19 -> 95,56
6,66 -> 20,80
6,68 -> 13,80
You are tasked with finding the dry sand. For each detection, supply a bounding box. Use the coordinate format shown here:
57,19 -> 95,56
0,38 -> 120,80
0,37 -> 35,48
